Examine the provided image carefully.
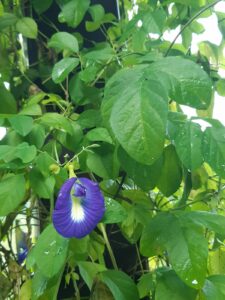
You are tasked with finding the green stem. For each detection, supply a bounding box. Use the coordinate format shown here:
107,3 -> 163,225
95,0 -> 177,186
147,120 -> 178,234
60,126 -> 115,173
177,168 -> 192,208
135,243 -> 144,274
54,141 -> 60,164
73,280 -> 81,300
99,223 -> 118,270
165,0 -> 222,56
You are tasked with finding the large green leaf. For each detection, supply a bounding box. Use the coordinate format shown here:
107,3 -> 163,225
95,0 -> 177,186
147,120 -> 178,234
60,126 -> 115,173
102,197 -> 127,224
39,113 -> 73,134
32,0 -> 53,14
0,174 -> 26,216
86,128 -> 113,145
52,57 -> 79,83
141,7 -> 166,34
174,121 -> 203,170
88,4 -> 105,22
48,32 -> 79,53
86,143 -> 119,179
0,13 -> 18,30
149,57 -> 212,109
0,143 -> 37,164
155,270 -> 197,300
29,168 -> 55,199
141,210 -> 225,289
0,84 -> 17,114
36,152 -> 56,177
59,0 -> 90,28
78,262 -> 106,290
33,224 -> 68,278
99,270 -> 139,300
16,17 -> 38,39
157,145 -> 182,196
8,115 -> 33,136
102,66 -> 168,165
30,268 -> 64,300
180,211 -> 225,237
202,275 -> 225,300
140,212 -> 208,288
25,124 -> 45,149
202,126 -> 225,178
117,146 -> 162,191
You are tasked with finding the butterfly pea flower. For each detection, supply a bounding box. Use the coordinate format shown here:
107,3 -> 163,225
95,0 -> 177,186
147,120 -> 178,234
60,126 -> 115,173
53,177 -> 105,238
16,229 -> 28,264
17,245 -> 28,264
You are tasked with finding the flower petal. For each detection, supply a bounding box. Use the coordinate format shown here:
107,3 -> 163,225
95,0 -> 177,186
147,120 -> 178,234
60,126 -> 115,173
53,177 -> 105,238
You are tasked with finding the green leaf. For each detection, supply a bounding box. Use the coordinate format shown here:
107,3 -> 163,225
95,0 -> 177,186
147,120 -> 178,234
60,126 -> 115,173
31,269 -> 63,300
56,122 -> 83,152
117,146 -> 162,191
29,168 -> 55,199
0,174 -> 26,216
19,280 -> 32,300
102,66 -> 168,165
155,270 -> 197,300
140,212 -> 208,288
16,17 -> 38,39
202,275 -> 225,300
102,197 -> 127,224
199,41 -> 219,64
216,79 -> 225,96
208,247 -> 225,275
180,211 -> 225,237
170,0 -> 205,7
0,272 -> 12,299
78,262 -> 106,290
48,32 -> 79,53
90,280 -> 114,300
202,126 -> 225,178
142,7 -> 166,34
174,121 -> 203,170
59,0 -> 90,28
157,145 -> 182,196
149,57 -> 212,109
19,103 -> 42,116
0,13 -> 18,30
86,143 -> 119,179
32,0 -> 53,14
33,224 -> 69,278
86,128 -> 113,144
99,270 -> 139,300
39,113 -> 73,134
8,115 -> 33,136
217,12 -> 225,39
137,273 -> 154,299
52,57 -> 79,83
68,236 -> 90,261
25,124 -> 45,148
0,143 -> 37,164
77,109 -> 102,129
0,84 -> 17,114
36,152 -> 56,177
69,74 -> 101,105
83,43 -> 114,63
88,4 -> 105,22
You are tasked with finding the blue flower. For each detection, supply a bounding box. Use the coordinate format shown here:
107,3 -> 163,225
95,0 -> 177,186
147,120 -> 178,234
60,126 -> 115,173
17,246 -> 28,264
16,229 -> 28,264
53,177 -> 105,238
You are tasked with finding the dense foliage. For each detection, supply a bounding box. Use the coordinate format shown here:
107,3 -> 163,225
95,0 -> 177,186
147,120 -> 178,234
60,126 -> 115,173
1,0 -> 225,299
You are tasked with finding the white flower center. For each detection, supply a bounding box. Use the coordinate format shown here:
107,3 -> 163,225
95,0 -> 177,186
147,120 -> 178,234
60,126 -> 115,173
71,200 -> 85,222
